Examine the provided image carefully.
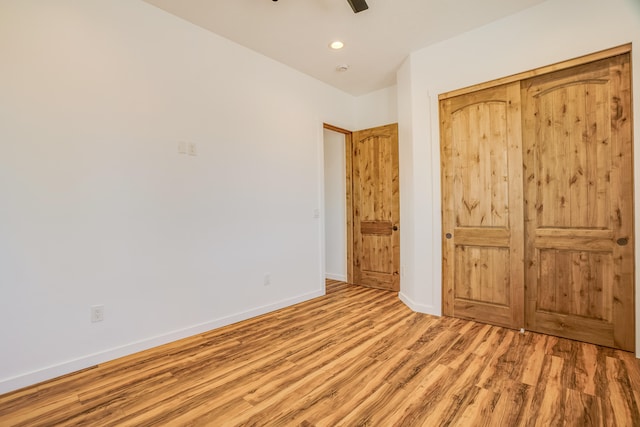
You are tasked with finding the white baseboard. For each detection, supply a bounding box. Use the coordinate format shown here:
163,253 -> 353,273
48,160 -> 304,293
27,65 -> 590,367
325,273 -> 346,281
398,291 -> 440,316
0,289 -> 324,394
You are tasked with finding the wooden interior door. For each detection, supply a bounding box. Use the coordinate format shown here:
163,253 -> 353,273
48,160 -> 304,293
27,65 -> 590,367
440,83 -> 525,328
522,54 -> 634,351
352,123 -> 400,291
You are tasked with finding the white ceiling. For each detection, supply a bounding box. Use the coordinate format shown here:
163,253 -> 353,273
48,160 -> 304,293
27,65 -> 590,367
143,0 -> 547,96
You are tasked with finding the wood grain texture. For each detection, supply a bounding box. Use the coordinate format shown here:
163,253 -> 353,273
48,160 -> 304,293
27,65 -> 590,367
352,123 -> 400,291
522,53 -> 634,351
440,82 -> 524,329
345,131 -> 354,285
1,280 -> 639,426
442,50 -> 633,352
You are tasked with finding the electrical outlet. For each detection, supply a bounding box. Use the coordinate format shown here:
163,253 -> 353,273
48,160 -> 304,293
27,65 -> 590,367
264,273 -> 271,286
178,141 -> 187,154
187,142 -> 197,156
91,305 -> 104,323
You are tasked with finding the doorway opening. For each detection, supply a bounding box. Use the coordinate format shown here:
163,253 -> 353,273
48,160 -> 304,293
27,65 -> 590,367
323,124 -> 353,284
323,122 -> 400,291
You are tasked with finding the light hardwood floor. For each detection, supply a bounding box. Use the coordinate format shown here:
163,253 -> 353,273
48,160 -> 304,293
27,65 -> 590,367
1,280 -> 639,426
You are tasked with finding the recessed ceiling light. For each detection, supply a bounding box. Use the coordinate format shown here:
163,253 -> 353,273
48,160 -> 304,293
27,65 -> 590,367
336,64 -> 349,72
330,41 -> 345,50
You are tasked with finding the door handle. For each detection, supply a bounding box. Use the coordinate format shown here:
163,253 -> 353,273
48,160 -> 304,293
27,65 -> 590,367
392,225 -> 398,231
445,233 -> 452,239
617,237 -> 629,246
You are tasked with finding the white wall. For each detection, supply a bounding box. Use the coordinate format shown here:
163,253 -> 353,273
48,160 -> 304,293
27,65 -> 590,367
323,130 -> 347,281
354,85 -> 398,130
0,0 -> 357,393
6,0 -> 636,396
397,0 -> 640,354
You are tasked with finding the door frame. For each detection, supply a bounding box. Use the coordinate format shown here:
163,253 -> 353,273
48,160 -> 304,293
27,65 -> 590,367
324,123 -> 354,284
439,44 -> 631,99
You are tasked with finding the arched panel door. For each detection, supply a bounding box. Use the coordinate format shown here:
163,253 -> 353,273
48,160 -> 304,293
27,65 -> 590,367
352,123 -> 400,292
522,54 -> 634,351
440,82 -> 525,328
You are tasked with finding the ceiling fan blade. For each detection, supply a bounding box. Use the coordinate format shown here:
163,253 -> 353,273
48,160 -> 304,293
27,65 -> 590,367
346,0 -> 368,13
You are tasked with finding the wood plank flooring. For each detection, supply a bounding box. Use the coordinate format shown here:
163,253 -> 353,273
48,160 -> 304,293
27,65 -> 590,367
1,280 -> 639,426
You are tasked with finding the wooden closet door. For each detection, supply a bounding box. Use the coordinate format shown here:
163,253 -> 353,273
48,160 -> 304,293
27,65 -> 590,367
441,82 -> 524,328
522,54 -> 634,351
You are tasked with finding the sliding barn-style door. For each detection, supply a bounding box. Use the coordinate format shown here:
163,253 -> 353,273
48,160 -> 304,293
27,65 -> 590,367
441,83 -> 525,329
522,54 -> 634,351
